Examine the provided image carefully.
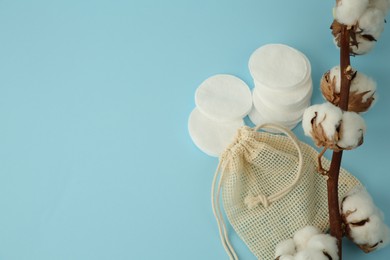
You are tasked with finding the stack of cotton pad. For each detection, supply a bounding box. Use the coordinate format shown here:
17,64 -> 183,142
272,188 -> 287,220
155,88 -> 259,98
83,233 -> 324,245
188,74 -> 252,157
248,44 -> 313,131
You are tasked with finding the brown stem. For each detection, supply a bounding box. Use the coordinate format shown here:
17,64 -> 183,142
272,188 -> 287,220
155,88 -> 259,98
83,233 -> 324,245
327,25 -> 351,259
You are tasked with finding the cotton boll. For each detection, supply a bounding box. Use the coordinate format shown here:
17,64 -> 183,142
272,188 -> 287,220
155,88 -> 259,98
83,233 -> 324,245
293,226 -> 321,251
302,103 -> 343,149
335,0 -> 369,25
358,8 -> 386,40
275,238 -> 296,257
349,71 -> 377,112
302,105 -> 321,138
342,187 -> 376,223
307,234 -> 339,260
350,34 -> 376,55
317,102 -> 343,141
351,72 -> 376,103
348,214 -> 390,252
337,112 -> 366,150
294,249 -> 329,260
369,0 -> 390,14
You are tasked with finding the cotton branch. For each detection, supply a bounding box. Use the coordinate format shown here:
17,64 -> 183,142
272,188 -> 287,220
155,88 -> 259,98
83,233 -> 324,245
327,24 -> 352,260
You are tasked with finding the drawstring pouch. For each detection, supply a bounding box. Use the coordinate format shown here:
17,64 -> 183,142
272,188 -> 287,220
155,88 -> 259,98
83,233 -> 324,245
212,124 -> 361,259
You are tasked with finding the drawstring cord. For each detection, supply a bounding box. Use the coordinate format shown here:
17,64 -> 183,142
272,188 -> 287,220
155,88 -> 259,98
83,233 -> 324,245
211,158 -> 238,260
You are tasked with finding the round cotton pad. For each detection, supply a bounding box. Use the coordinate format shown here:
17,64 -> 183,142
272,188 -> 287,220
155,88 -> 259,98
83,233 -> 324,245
248,106 -> 298,133
254,78 -> 313,110
252,90 -> 307,124
188,108 -> 244,157
249,44 -> 310,90
195,74 -> 252,122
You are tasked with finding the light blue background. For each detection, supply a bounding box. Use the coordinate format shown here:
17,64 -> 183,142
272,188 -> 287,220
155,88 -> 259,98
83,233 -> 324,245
0,0 -> 389,259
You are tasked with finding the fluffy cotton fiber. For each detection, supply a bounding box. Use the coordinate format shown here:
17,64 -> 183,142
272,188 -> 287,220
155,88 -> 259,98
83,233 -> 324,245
307,234 -> 339,260
294,248 -> 330,260
302,103 -> 343,149
329,65 -> 342,91
326,65 -> 376,105
275,238 -> 296,257
337,111 -> 366,149
342,187 -> 376,223
335,0 -> 370,25
349,214 -> 390,251
369,0 -> 390,14
358,7 -> 386,40
293,225 -> 321,251
350,71 -> 377,103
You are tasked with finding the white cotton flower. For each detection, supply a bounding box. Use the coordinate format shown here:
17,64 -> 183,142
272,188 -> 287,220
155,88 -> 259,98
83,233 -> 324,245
278,255 -> 294,260
321,66 -> 376,112
350,71 -> 377,103
337,111 -> 366,149
302,103 -> 343,149
293,225 -> 321,251
275,238 -> 296,257
342,187 -> 376,223
335,0 -> 370,25
316,102 -> 343,141
369,0 -> 390,14
358,7 -> 386,40
349,214 -> 390,252
294,248 -> 329,260
307,234 -> 339,260
302,104 -> 321,138
350,34 -> 376,55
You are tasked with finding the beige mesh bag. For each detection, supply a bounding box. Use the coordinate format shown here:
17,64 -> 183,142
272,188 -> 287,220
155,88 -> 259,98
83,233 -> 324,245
212,124 -> 361,259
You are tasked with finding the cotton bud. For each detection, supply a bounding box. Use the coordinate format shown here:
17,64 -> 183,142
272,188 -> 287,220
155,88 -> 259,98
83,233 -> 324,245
307,234 -> 339,260
347,214 -> 390,253
358,8 -> 386,40
302,103 -> 342,150
293,225 -> 321,251
321,66 -> 377,113
337,111 -> 366,150
341,187 -> 376,223
294,248 -> 330,260
334,0 -> 369,25
274,238 -> 296,258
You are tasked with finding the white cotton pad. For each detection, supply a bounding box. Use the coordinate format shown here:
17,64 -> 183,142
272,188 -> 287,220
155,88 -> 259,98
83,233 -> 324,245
188,108 -> 244,157
249,44 -> 310,90
248,106 -> 298,133
252,90 -> 307,124
254,78 -> 312,111
195,74 -> 252,122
